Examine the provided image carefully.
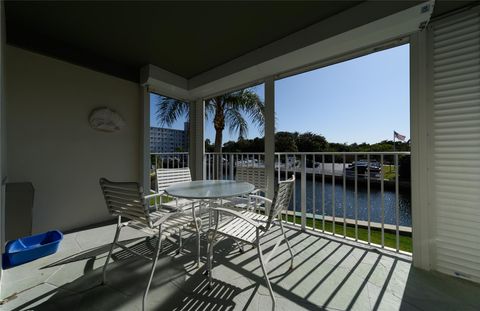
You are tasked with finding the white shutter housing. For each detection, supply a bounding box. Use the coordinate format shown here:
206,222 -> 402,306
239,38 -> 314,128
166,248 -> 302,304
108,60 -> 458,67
430,10 -> 480,283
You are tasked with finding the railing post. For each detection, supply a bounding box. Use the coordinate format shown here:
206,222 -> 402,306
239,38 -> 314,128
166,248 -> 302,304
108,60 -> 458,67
301,154 -> 307,230
219,153 -> 223,180
229,154 -> 234,180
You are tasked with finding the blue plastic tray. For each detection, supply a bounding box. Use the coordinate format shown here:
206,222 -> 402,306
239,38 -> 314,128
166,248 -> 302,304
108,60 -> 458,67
2,230 -> 63,268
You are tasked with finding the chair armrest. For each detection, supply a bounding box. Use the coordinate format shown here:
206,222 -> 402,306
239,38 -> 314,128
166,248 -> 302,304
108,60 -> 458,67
248,194 -> 272,204
150,189 -> 156,194
144,191 -> 165,200
211,207 -> 264,229
152,211 -> 176,227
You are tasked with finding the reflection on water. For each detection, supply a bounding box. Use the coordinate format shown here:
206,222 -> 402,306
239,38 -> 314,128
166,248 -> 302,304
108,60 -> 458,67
289,179 -> 412,226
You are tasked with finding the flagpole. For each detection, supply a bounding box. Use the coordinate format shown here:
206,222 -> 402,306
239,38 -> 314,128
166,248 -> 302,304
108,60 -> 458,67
393,131 -> 396,153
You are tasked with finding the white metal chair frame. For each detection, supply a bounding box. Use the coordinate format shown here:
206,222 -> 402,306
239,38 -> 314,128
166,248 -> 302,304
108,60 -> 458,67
226,166 -> 267,212
153,168 -> 193,210
99,178 -> 195,311
154,168 -> 207,266
207,176 -> 296,311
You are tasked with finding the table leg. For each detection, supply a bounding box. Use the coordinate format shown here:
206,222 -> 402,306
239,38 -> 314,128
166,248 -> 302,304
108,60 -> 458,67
192,201 -> 201,267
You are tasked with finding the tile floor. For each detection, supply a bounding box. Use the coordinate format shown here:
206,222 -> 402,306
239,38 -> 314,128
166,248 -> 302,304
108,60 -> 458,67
1,222 -> 479,311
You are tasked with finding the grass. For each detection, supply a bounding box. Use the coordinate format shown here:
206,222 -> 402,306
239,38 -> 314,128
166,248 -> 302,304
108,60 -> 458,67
284,214 -> 412,253
149,195 -> 174,206
382,165 -> 396,181
148,194 -> 412,253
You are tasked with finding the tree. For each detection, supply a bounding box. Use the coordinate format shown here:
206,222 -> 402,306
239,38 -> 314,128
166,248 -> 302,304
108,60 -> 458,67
295,132 -> 328,152
205,139 -> 214,152
328,142 -> 351,152
156,89 -> 264,152
275,132 -> 298,152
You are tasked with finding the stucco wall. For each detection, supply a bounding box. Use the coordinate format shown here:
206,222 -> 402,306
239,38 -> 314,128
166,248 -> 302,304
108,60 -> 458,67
5,46 -> 140,232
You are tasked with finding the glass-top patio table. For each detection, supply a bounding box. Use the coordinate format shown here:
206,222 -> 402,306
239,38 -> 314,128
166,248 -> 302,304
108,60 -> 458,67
165,180 -> 255,200
165,180 -> 255,266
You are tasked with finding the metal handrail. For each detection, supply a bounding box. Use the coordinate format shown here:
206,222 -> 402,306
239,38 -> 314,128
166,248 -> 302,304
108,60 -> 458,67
151,151 -> 412,253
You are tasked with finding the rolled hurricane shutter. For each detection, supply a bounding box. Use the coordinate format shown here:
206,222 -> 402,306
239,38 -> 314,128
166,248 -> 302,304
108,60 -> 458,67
430,10 -> 480,283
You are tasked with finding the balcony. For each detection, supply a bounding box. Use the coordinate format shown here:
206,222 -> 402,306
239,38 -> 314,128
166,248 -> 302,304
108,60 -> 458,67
3,220 -> 479,310
2,1 -> 480,311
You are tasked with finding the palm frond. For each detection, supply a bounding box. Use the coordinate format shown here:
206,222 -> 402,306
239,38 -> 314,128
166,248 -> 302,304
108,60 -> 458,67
204,88 -> 265,145
224,107 -> 248,140
155,97 -> 189,126
226,89 -> 265,135
239,92 -> 265,134
204,99 -> 216,121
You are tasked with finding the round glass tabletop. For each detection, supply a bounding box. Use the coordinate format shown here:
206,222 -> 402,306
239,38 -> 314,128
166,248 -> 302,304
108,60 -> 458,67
165,180 -> 255,199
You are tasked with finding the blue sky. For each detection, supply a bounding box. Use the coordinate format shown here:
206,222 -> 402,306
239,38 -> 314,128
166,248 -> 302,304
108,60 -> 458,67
151,44 -> 410,144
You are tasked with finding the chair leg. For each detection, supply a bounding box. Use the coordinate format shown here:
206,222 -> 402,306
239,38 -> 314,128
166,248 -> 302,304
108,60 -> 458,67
143,225 -> 163,311
176,227 -> 183,255
207,233 -> 214,288
192,202 -> 201,267
196,230 -> 201,267
280,221 -> 294,270
257,242 -> 276,311
208,207 -> 212,229
102,221 -> 122,285
234,239 -> 245,253
208,210 -> 220,289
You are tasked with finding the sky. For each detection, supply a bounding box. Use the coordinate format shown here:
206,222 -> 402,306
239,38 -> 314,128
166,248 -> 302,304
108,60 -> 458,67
150,44 -> 410,145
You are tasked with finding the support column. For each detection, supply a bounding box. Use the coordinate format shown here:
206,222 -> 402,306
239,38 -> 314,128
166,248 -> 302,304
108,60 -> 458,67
140,86 -> 150,194
189,99 -> 205,180
410,30 -> 431,270
264,78 -> 275,203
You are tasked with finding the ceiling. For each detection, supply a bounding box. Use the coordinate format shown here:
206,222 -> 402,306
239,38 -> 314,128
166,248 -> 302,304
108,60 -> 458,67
5,1 -> 478,83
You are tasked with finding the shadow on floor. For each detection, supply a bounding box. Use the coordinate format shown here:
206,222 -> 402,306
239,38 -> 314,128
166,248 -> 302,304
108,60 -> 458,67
12,236 -> 243,311
40,237 -> 147,269
8,224 -> 480,311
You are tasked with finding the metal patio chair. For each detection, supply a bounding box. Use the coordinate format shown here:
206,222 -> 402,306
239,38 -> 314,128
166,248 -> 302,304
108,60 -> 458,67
154,168 -> 205,262
153,167 -> 194,211
99,178 -> 196,310
223,165 -> 267,213
207,176 -> 296,311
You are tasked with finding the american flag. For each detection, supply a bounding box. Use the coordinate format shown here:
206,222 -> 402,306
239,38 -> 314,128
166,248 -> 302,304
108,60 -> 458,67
394,131 -> 406,142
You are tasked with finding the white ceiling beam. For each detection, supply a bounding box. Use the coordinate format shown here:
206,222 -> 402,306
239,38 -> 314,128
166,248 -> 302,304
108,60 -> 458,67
140,64 -> 189,100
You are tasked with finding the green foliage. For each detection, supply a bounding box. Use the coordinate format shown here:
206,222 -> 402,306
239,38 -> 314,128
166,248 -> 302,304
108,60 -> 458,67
223,137 -> 265,152
275,132 -> 298,152
206,89 -> 264,140
215,131 -> 410,153
296,132 -> 328,152
205,139 -> 215,152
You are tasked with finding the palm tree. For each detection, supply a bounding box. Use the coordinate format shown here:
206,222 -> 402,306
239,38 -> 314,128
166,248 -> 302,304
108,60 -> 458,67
156,88 -> 265,152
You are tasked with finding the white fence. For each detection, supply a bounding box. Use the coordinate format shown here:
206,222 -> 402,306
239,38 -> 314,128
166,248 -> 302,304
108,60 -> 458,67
152,151 -> 412,252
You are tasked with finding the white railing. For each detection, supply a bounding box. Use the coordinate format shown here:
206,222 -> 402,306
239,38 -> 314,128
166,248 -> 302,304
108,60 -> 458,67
204,152 -> 265,180
151,152 -> 189,169
205,151 -> 412,253
150,151 -> 412,252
